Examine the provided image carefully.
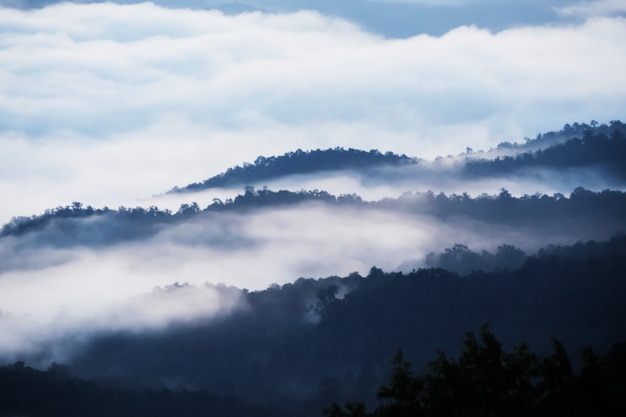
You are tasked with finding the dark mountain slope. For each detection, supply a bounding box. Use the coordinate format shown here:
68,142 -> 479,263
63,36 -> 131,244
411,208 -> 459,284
492,120 -> 622,152
64,235 -> 626,417
465,122 -> 626,179
165,121 -> 626,195
169,147 -> 416,193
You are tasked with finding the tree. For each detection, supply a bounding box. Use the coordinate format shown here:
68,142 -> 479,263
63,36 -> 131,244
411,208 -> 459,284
325,326 -> 626,417
376,350 -> 424,416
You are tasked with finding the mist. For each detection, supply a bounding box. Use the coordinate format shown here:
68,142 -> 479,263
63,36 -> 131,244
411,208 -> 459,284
2,183 -> 625,363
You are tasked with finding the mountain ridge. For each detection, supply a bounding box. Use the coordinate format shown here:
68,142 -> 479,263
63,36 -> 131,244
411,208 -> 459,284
167,120 -> 626,194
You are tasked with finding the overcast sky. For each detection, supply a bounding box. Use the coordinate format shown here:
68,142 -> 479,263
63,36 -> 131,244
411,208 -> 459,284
0,0 -> 625,360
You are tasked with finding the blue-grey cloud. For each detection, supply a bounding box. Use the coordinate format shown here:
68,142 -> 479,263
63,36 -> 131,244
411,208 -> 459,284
555,0 -> 626,18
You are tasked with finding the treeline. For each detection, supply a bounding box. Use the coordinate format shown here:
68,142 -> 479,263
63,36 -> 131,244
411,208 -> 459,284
64,235 -> 626,417
0,361 -> 272,417
494,120 -> 622,151
327,326 -> 626,417
466,121 -> 626,179
422,243 -> 527,275
0,200 -> 208,242
3,188 -> 626,245
208,186 -> 363,209
0,204 -> 170,248
391,187 -> 626,227
5,328 -> 624,417
423,235 -> 626,275
170,147 -> 415,193
0,189 -> 359,247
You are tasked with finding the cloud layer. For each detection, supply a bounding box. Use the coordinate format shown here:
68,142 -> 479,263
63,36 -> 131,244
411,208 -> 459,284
1,2 -> 625,225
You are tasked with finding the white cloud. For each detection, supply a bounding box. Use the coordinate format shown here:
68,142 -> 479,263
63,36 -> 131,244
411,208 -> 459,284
2,4 -> 624,133
0,264 -> 244,361
555,0 -> 626,17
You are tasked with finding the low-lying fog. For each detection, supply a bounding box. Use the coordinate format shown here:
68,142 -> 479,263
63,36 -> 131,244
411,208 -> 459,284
1,197 -> 621,363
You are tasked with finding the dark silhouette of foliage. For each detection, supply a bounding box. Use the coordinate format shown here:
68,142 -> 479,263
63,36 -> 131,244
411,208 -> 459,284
326,326 -> 626,417
0,361 -> 272,417
423,243 -> 527,274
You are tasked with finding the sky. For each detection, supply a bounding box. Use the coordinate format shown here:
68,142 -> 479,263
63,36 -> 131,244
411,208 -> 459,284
0,0 -> 626,361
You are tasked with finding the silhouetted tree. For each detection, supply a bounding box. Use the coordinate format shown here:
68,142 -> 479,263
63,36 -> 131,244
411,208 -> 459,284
326,326 -> 626,417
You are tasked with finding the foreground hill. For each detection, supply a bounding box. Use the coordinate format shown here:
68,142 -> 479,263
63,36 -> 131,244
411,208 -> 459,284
3,324 -> 625,417
58,235 -> 626,416
0,362 -> 273,417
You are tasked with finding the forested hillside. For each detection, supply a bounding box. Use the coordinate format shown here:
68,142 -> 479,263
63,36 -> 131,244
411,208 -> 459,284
169,148 -> 416,193
0,362 -> 273,417
3,188 -> 626,248
1,121 -> 625,417
465,121 -> 626,179
166,121 -> 626,194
